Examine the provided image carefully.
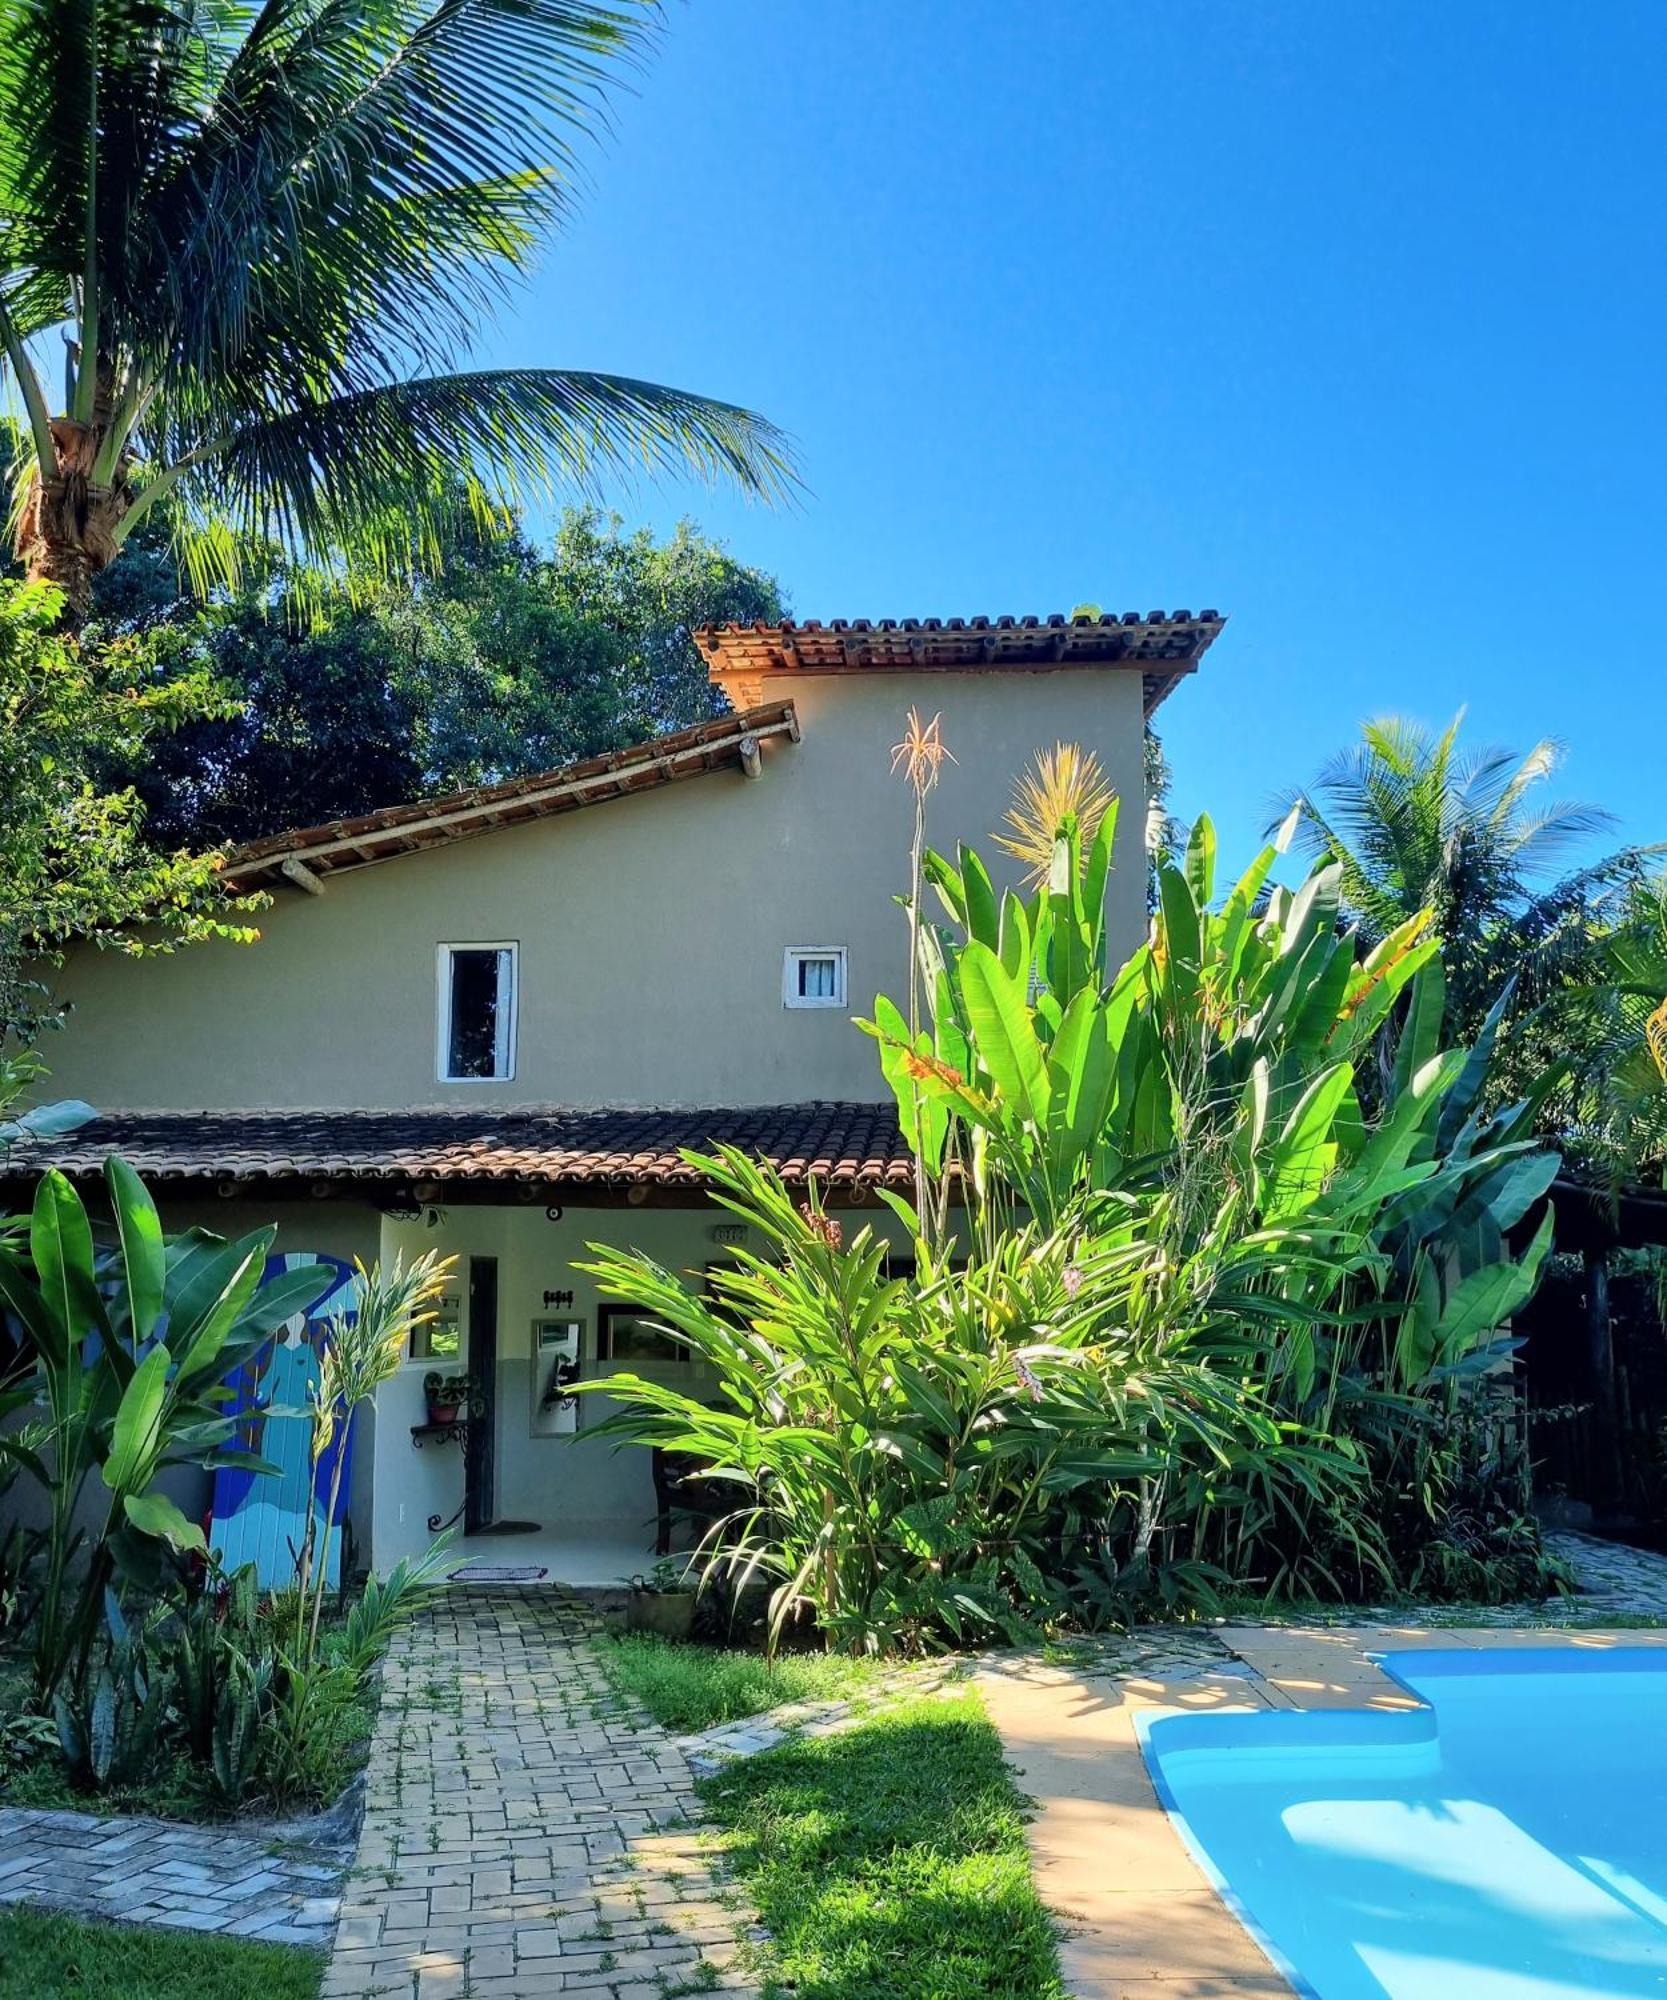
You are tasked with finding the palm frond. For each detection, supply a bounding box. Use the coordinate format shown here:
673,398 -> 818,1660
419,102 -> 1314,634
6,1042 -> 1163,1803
143,0 -> 656,401
134,367 -> 795,580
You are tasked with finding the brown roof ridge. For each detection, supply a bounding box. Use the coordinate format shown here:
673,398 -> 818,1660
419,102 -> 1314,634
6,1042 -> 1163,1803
694,610 -> 1225,718
222,701 -> 800,893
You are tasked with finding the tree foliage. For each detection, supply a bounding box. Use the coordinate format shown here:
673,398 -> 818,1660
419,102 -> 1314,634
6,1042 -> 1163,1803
0,576 -> 255,1039
84,505 -> 784,849
1279,710 -> 1643,1042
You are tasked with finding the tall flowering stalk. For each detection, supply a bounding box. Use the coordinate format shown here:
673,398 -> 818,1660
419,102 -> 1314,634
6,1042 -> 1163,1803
890,710 -> 954,1229
296,1251 -> 456,1660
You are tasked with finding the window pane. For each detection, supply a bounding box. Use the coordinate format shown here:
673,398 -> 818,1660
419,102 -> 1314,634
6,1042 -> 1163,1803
799,956 -> 836,1000
447,949 -> 506,1078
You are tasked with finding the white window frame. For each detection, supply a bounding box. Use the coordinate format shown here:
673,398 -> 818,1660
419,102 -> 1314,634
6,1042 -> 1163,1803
436,941 -> 519,1083
782,945 -> 848,1010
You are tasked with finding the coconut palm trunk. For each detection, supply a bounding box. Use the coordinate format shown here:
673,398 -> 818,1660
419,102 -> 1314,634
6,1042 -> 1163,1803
14,420 -> 134,613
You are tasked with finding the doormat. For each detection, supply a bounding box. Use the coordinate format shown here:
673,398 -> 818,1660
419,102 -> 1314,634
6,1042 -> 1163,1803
448,1563 -> 550,1584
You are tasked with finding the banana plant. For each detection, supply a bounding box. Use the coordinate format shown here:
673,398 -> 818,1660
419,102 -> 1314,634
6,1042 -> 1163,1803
0,1157 -> 333,1699
864,802 -> 1558,1397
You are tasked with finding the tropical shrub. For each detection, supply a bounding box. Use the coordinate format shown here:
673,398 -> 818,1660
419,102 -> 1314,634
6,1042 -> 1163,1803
870,800 -> 1564,1602
293,1251 -> 454,1660
0,1160 -> 335,1699
584,761 -> 1565,1647
0,1158 -> 455,1812
584,1148 -> 1410,1648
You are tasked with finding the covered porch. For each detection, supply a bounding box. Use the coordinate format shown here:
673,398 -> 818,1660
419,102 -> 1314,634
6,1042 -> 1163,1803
16,1103 -> 912,1589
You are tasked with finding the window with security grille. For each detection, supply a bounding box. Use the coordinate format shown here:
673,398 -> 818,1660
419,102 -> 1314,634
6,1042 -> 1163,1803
783,947 -> 847,1009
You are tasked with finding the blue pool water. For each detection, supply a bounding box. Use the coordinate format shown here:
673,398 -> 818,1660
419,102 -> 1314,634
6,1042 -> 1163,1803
1139,1650 -> 1667,1999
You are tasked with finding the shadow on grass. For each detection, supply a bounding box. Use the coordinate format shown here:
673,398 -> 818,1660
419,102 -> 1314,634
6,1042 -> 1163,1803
698,1691 -> 1066,2000
0,1905 -> 324,2000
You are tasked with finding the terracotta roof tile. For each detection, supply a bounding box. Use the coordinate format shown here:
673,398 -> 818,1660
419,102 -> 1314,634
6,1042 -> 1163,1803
10,1105 -> 913,1192
694,610 -> 1226,716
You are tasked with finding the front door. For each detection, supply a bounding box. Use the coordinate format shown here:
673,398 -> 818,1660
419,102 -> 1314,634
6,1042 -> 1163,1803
465,1256 -> 499,1534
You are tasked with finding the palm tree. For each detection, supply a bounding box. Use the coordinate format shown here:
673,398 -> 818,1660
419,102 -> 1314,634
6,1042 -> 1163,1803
1278,710 -> 1633,1038
0,1 -> 793,616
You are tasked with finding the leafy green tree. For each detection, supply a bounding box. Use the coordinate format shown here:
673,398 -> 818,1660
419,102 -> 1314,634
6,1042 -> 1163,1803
1280,711 -> 1637,1041
0,0 -> 792,615
0,578 -> 253,1042
86,506 -> 784,849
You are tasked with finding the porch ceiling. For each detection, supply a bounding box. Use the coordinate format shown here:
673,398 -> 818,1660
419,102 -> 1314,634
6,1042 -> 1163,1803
10,1103 -> 913,1195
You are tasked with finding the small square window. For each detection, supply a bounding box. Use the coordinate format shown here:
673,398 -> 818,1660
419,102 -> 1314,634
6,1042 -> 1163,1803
783,947 -> 847,1009
437,942 -> 517,1081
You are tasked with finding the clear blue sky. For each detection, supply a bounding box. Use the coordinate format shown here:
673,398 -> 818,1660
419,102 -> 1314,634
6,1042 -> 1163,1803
478,0 -> 1665,870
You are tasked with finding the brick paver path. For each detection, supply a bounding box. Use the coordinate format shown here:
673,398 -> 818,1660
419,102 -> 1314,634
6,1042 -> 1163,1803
0,1804 -> 343,1945
1546,1529 -> 1667,1615
323,1589 -> 756,2000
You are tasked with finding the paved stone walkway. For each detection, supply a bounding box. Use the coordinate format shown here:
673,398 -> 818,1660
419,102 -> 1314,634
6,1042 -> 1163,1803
1546,1528 -> 1667,1614
674,1658 -> 962,1776
0,1803 -> 343,1946
324,1588 -> 758,1999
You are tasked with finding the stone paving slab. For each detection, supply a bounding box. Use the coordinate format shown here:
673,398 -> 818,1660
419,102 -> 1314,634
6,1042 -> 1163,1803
322,1588 -> 760,2000
0,1803 -> 344,1947
673,1658 -> 963,1775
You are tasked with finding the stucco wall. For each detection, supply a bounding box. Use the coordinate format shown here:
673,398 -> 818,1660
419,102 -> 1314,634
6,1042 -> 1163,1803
43,669 -> 1151,1112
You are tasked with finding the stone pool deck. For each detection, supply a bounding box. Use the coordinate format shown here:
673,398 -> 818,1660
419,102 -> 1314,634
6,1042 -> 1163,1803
980,1606 -> 1667,1999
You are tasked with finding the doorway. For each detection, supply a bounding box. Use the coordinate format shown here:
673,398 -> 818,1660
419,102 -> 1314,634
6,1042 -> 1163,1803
464,1256 -> 498,1534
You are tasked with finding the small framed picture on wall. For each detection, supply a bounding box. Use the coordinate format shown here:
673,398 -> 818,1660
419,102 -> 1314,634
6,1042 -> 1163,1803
597,1305 -> 689,1366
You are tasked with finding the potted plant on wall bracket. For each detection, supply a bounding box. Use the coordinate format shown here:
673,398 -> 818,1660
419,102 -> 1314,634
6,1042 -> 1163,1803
423,1371 -> 481,1427
626,1556 -> 700,1640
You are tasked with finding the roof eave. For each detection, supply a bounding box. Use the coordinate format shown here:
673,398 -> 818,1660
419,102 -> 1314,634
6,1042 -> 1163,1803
223,702 -> 800,893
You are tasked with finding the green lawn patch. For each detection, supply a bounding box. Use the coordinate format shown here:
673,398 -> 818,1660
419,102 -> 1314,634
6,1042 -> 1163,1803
597,1634 -> 895,1734
698,1689 -> 1065,2000
0,1906 -> 323,2000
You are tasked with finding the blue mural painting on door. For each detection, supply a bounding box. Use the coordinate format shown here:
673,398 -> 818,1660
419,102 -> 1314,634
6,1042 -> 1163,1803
209,1253 -> 359,1589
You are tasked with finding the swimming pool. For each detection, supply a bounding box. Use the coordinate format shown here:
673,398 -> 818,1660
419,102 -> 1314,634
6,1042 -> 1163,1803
1139,1649 -> 1667,1999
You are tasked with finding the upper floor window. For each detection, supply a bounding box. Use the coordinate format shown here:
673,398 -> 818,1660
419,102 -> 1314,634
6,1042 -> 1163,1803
437,943 -> 517,1081
783,946 -> 847,1009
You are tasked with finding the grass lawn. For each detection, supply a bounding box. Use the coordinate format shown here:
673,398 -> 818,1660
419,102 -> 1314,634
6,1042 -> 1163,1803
698,1690 -> 1065,2000
0,1906 -> 323,2000
597,1633 -> 897,1733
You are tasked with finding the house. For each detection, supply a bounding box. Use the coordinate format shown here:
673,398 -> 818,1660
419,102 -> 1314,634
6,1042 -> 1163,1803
6,609 -> 1223,1583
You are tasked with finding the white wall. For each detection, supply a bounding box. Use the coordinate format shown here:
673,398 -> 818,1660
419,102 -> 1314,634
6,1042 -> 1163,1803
371,1198 -> 906,1571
